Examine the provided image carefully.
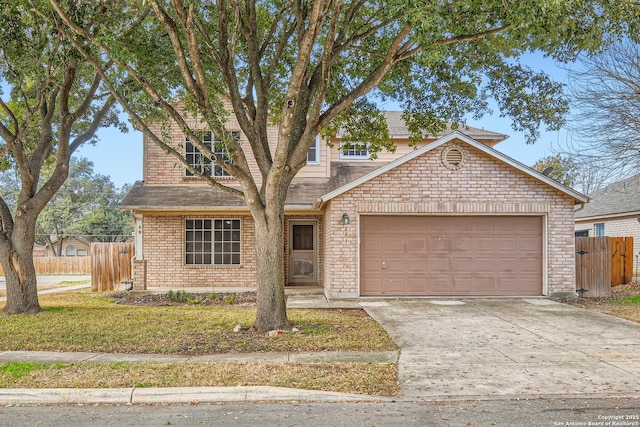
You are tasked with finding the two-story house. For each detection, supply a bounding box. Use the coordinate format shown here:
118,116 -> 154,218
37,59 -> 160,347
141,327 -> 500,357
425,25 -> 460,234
121,109 -> 587,298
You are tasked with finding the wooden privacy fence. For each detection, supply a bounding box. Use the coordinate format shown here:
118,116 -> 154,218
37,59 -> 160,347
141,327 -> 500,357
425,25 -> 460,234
91,242 -> 135,292
0,256 -> 91,275
575,236 -> 633,298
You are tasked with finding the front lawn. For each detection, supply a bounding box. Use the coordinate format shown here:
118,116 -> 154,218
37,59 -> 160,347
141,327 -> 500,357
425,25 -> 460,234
0,291 -> 399,395
0,291 -> 396,354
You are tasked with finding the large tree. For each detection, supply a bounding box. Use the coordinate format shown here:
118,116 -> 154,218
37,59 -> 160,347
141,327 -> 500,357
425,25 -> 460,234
48,0 -> 638,331
35,158 -> 132,253
567,40 -> 640,180
0,1 -> 121,314
531,154 -> 579,187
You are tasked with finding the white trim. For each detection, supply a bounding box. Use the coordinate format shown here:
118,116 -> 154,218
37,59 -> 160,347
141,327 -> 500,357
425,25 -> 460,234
316,131 -> 588,207
542,214 -> 548,296
306,135 -> 320,165
339,142 -> 370,159
134,214 -> 144,260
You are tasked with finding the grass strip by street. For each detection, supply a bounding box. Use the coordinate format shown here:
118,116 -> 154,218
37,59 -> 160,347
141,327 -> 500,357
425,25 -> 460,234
0,291 -> 397,354
0,361 -> 398,396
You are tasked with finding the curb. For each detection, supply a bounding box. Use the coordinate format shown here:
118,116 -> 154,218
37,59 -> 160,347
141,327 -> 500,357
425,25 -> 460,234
0,350 -> 399,364
0,386 -> 388,405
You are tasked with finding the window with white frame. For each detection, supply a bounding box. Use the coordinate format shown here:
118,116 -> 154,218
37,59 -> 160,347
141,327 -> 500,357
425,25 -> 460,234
185,218 -> 241,265
307,135 -> 320,164
339,142 -> 370,159
595,223 -> 605,237
185,131 -> 237,177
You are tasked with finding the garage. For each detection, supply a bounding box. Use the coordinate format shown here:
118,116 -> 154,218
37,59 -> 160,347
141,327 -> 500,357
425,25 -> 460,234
360,215 -> 543,296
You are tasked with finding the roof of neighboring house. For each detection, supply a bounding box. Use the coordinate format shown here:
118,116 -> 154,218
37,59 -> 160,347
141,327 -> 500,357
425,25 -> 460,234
336,112 -> 509,144
45,235 -> 96,246
575,174 -> 640,220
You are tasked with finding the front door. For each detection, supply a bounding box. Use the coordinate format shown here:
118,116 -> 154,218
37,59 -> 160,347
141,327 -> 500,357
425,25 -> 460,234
288,222 -> 317,284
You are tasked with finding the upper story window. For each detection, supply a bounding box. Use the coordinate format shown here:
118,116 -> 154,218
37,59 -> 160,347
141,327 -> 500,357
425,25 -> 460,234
339,142 -> 370,159
185,131 -> 238,177
595,223 -> 605,237
306,135 -> 320,164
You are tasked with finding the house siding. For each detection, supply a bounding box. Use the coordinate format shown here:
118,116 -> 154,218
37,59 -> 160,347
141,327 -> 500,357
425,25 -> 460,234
323,140 -> 577,298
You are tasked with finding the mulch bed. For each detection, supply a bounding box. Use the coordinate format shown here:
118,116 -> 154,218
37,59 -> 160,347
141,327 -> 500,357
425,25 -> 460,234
552,282 -> 640,307
107,291 -> 258,307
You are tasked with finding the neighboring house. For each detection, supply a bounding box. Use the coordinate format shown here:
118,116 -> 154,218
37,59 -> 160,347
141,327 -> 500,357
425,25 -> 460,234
121,109 -> 587,298
575,174 -> 640,259
33,244 -> 46,257
42,236 -> 94,257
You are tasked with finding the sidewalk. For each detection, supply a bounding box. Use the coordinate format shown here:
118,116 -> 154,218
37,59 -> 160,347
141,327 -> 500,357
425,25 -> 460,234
0,286 -> 395,405
0,275 -> 91,302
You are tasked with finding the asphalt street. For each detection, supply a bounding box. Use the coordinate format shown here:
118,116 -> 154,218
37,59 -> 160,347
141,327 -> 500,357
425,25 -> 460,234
1,398 -> 639,427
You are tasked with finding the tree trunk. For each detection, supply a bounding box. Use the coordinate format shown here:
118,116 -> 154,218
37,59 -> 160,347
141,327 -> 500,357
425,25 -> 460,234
252,204 -> 289,333
1,218 -> 41,314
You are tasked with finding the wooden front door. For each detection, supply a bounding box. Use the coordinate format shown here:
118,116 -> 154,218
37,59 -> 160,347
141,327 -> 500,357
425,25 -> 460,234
288,222 -> 317,284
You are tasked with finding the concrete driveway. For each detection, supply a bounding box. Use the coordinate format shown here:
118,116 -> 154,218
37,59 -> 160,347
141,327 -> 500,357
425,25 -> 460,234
362,298 -> 640,400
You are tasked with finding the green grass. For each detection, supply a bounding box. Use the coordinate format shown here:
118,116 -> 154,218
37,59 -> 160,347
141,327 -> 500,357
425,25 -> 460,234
613,294 -> 640,305
0,362 -> 68,380
0,291 -> 397,354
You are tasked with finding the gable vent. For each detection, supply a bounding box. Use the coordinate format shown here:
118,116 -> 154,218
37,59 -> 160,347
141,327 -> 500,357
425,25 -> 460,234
442,145 -> 465,170
446,148 -> 463,165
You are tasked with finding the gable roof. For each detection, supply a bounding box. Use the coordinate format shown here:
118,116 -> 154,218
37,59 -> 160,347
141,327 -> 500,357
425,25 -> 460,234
575,174 -> 640,220
315,131 -> 588,207
380,112 -> 509,144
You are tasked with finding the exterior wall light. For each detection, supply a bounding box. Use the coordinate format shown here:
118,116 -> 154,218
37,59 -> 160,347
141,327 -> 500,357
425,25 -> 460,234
342,213 -> 350,225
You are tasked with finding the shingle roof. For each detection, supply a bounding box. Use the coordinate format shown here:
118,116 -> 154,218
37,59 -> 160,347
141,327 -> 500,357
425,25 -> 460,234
575,174 -> 640,219
337,111 -> 508,143
120,162 -> 380,211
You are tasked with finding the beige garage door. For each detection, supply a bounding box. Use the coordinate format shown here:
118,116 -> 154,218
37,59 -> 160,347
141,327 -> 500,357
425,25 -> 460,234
360,216 -> 542,296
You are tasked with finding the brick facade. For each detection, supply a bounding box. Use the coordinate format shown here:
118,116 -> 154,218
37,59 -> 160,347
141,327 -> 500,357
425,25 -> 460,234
134,213 -> 326,289
323,140 -> 577,298
138,214 -> 257,288
132,117 -> 581,297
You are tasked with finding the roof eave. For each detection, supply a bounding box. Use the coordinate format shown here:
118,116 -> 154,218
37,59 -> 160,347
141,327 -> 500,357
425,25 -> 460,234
576,210 -> 640,221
